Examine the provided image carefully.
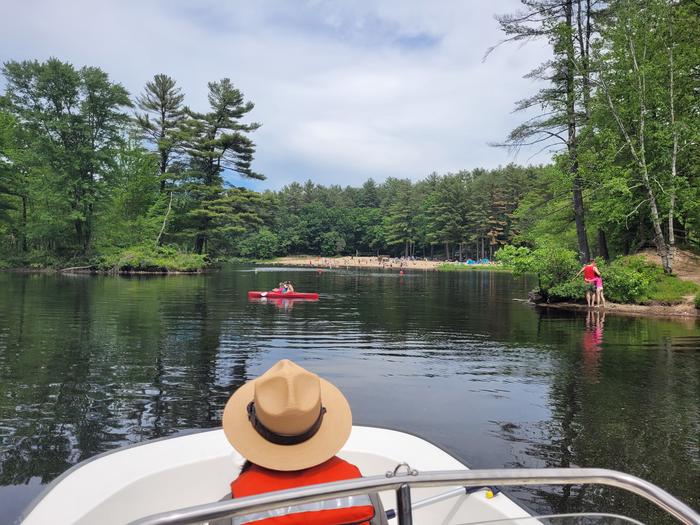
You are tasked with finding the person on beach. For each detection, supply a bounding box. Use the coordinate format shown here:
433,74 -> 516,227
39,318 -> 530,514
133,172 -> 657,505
222,359 -> 376,525
575,259 -> 602,307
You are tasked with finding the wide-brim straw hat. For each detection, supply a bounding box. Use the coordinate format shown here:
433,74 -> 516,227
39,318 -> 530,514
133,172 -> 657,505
222,359 -> 352,471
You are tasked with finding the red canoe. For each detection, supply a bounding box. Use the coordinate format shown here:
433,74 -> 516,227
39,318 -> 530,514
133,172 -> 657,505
248,291 -> 319,300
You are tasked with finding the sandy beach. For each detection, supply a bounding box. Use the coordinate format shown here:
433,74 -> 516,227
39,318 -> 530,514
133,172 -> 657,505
267,255 -> 461,270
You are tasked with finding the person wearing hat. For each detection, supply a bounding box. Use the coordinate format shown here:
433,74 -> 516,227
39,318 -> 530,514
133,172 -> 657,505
223,359 -> 376,525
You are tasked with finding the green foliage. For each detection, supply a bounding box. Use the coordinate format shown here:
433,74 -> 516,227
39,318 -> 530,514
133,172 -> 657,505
238,228 -> 280,259
531,246 -> 580,294
548,280 -> 588,302
494,245 -> 534,274
320,231 -> 346,256
498,249 -> 698,305
176,79 -> 263,254
695,294 -> 700,310
97,245 -> 207,272
600,257 -> 657,304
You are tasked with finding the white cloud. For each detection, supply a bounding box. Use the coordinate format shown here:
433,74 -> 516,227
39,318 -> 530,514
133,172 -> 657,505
0,0 -> 553,189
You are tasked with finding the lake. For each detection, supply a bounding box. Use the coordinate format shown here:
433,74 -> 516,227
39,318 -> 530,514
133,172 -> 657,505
0,266 -> 698,523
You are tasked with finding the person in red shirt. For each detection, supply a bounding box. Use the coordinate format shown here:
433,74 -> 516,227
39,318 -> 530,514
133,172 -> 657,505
221,360 -> 376,525
576,259 -> 602,307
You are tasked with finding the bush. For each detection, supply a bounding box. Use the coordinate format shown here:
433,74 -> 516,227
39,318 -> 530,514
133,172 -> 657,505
238,228 -> 281,259
494,245 -> 534,274
695,294 -> 700,309
493,246 -> 699,304
496,244 -> 579,300
530,245 -> 579,293
601,257 -> 656,303
97,245 -> 208,272
548,279 -> 588,302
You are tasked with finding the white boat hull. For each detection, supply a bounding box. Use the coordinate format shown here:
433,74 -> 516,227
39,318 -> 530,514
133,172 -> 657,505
20,426 -> 531,525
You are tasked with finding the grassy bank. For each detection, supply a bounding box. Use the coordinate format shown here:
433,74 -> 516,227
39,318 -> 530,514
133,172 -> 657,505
1,245 -> 210,273
496,245 -> 700,306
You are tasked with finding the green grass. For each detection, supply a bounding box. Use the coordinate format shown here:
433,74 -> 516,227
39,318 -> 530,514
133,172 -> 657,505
642,274 -> 699,305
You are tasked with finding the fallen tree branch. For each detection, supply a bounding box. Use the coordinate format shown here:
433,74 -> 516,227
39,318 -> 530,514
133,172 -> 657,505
59,265 -> 96,272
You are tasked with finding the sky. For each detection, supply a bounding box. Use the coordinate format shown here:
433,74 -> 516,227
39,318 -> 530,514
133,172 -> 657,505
0,0 -> 552,190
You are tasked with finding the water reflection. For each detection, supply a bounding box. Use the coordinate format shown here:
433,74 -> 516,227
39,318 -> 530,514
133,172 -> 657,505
0,268 -> 698,524
582,310 -> 605,383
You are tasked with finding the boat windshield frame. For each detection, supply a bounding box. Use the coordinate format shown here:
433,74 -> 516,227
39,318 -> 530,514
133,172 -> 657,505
127,467 -> 700,525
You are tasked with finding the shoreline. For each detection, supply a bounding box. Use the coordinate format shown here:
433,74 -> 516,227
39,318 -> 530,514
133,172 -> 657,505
268,256 -> 699,320
265,255 -> 491,271
2,266 -> 209,275
534,300 -> 699,320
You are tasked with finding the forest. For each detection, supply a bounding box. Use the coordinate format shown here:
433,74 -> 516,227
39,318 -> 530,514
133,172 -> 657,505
0,0 -> 698,274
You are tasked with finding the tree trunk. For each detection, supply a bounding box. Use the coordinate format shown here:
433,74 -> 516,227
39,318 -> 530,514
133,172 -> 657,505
156,191 -> 174,247
667,16 -> 677,273
20,194 -> 28,253
597,229 -> 610,261
566,0 -> 590,264
194,234 -> 205,254
160,150 -> 168,193
444,241 -> 449,260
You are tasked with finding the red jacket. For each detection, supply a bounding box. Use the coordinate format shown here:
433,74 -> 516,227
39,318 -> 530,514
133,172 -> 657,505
231,456 -> 375,525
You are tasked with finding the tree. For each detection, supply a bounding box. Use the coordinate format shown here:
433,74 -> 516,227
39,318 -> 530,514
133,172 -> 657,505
423,174 -> 468,260
2,59 -> 132,255
178,78 -> 263,254
591,0 -> 697,273
490,0 -> 601,263
382,178 -> 417,257
135,74 -> 185,191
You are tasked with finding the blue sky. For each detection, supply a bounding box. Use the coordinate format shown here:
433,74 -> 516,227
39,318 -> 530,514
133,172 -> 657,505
1,0 -> 552,190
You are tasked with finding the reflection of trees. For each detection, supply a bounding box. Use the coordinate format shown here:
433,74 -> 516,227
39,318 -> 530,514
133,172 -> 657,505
351,271 -> 528,343
497,310 -> 700,524
0,272 -> 256,487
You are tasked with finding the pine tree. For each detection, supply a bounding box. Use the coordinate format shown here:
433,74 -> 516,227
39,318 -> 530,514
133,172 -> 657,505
178,79 -> 262,254
490,0 -> 600,263
135,74 -> 185,191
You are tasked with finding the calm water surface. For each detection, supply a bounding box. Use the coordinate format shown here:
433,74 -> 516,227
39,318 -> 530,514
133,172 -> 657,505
0,266 -> 698,523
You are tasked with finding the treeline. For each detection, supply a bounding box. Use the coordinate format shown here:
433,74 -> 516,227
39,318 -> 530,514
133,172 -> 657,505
1,0 -> 699,270
244,166 -> 540,259
490,0 -> 700,273
0,61 -> 263,268
0,58 -> 548,266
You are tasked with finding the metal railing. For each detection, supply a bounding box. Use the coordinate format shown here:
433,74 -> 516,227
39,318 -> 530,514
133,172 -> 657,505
128,468 -> 700,525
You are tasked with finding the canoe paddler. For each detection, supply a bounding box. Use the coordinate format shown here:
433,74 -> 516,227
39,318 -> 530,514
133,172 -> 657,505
223,359 -> 376,525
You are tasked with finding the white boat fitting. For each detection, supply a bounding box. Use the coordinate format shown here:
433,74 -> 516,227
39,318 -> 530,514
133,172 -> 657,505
17,425 -> 700,525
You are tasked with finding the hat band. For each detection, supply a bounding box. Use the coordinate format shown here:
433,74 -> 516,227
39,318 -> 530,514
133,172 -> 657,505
247,402 -> 327,446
